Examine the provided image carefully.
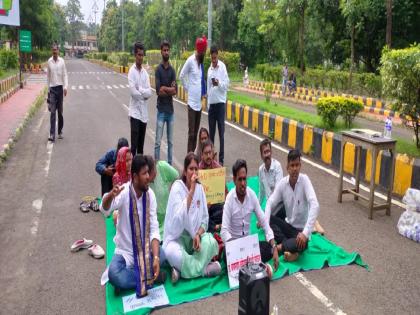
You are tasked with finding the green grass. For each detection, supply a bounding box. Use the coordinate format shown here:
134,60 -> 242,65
227,90 -> 420,157
395,137 -> 420,158
0,69 -> 18,81
227,90 -> 351,132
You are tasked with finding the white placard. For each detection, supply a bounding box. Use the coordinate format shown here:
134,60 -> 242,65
122,285 -> 169,313
0,0 -> 20,27
225,234 -> 261,288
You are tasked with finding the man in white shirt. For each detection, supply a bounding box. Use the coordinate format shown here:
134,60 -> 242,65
207,46 -> 229,165
100,155 -> 163,296
128,42 -> 153,156
47,44 -> 68,142
258,138 -> 283,208
265,149 -> 320,261
179,36 -> 208,153
221,159 -> 279,271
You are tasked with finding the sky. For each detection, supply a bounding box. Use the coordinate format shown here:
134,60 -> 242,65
55,0 -> 109,25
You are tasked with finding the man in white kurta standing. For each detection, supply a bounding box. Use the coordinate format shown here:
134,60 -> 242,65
179,36 -> 208,153
47,43 -> 68,142
128,42 -> 153,157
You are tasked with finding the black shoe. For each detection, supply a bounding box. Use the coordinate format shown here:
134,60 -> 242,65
48,135 -> 55,142
58,133 -> 63,139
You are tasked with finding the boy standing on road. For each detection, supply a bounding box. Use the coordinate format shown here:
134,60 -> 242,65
128,42 -> 152,157
154,40 -> 177,165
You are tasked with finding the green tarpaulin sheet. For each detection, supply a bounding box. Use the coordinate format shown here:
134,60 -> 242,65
104,176 -> 367,314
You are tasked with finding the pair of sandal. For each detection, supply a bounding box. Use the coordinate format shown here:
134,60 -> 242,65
70,238 -> 105,259
80,196 -> 100,213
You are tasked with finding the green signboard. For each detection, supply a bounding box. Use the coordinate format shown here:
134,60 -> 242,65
19,30 -> 31,53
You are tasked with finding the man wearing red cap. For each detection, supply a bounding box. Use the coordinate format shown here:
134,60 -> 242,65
179,36 -> 208,153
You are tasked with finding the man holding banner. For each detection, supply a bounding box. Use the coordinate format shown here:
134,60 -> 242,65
221,159 -> 279,271
198,140 -> 226,233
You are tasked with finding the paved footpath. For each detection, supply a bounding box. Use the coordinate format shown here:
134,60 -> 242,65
0,82 -> 45,152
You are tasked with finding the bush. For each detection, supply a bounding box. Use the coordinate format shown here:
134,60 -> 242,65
108,52 -> 132,67
339,98 -> 364,128
0,49 -> 19,70
264,82 -> 274,103
316,97 -> 341,128
317,96 -> 363,128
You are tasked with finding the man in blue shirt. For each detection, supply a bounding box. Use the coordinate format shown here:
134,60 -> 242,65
95,137 -> 129,196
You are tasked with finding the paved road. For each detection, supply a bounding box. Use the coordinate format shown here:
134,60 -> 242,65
1,59 -> 419,315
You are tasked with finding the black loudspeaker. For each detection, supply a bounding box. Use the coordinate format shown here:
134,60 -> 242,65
238,262 -> 270,315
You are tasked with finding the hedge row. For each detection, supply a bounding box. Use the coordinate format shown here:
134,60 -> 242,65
255,63 -> 382,98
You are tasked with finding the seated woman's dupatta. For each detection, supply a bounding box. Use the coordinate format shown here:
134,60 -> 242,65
129,184 -> 154,297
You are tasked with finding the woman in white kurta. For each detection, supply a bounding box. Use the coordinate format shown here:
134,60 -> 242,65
163,153 -> 220,283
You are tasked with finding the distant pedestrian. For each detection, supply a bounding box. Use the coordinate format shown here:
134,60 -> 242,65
207,45 -> 229,165
281,64 -> 288,95
154,40 -> 177,165
47,43 -> 68,142
128,42 -> 152,156
180,35 -> 208,153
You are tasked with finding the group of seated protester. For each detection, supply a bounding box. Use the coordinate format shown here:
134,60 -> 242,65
96,136 -> 322,297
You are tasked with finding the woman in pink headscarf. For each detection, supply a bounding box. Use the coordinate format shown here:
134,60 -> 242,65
112,147 -> 132,226
112,147 -> 132,186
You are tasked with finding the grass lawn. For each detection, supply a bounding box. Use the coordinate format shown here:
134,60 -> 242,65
227,90 -> 420,157
227,90 -> 351,132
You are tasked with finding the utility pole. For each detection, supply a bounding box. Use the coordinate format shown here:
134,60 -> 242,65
208,0 -> 212,49
121,0 -> 125,51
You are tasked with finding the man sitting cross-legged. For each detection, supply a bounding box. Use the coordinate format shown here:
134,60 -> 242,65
100,155 -> 164,297
264,149 -> 320,262
221,159 -> 279,273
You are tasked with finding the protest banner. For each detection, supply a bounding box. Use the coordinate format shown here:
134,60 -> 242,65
198,167 -> 226,204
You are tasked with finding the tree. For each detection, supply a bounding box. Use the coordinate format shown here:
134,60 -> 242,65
386,0 -> 392,48
340,0 -> 369,89
380,45 -> 420,147
65,0 -> 84,47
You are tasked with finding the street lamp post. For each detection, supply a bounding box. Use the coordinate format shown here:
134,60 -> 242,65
121,0 -> 125,51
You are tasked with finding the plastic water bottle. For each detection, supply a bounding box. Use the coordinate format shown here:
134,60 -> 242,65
384,117 -> 392,138
271,304 -> 279,315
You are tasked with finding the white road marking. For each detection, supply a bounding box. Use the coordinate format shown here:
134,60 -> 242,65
119,84 -> 126,88
125,84 -> 129,88
78,85 -> 84,90
112,85 -> 119,89
86,85 -> 90,90
71,86 -> 76,90
295,273 -> 346,315
106,85 -> 112,89
30,199 -> 43,236
44,142 -> 53,177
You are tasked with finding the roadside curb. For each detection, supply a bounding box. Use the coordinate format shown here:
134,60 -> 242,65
0,87 -> 47,168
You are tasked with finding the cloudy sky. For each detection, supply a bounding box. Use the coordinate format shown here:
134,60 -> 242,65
55,0 -> 110,24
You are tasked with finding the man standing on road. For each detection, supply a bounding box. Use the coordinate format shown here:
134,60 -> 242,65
128,42 -> 153,157
154,40 -> 177,165
180,36 -> 207,153
47,43 -> 68,142
207,46 -> 229,166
